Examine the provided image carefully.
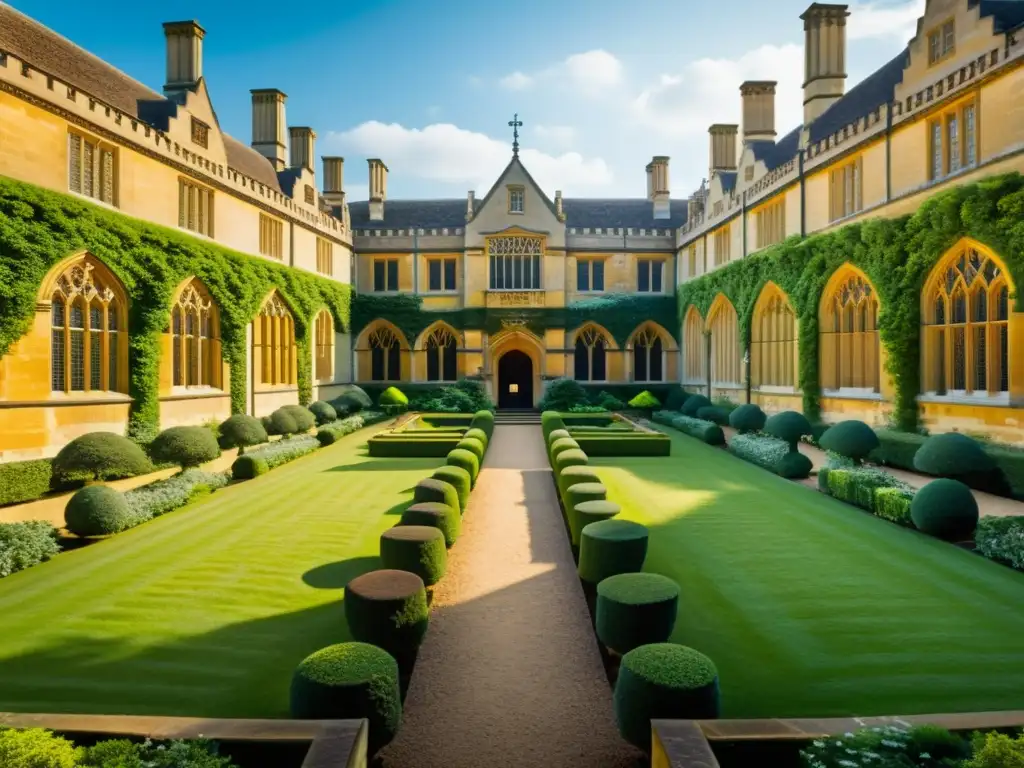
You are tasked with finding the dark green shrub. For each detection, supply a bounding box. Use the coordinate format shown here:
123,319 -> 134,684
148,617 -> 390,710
402,502 -> 461,548
874,487 -> 915,526
308,400 -> 338,426
541,411 -> 567,441
470,410 -> 495,439
695,406 -> 729,425
680,394 -> 711,417
564,483 -> 608,546
267,408 -> 299,436
570,434 -> 671,457
379,386 -> 409,407
446,448 -> 480,487
65,485 -> 132,537
656,413 -> 724,445
573,499 -> 620,534
549,437 -> 580,463
331,385 -> 372,414
344,567 -> 430,661
597,391 -> 626,411
596,573 -> 680,654
464,427 -> 489,452
556,465 -> 602,499
281,404 -> 316,433
870,429 -> 926,469
910,478 -> 979,541
218,414 -> 268,450
664,387 -> 691,411
51,432 -> 152,486
764,410 -> 812,447
0,727 -> 78,768
289,642 -> 401,754
455,437 -> 485,462
578,519 -> 649,584
985,446 -> 1024,500
423,388 -> 476,414
0,459 -> 53,506
628,391 -> 661,410
728,404 -> 766,434
231,455 -> 268,480
539,378 -> 588,411
367,435 -> 463,458
964,731 -> 1024,767
433,465 -> 471,513
819,420 -> 881,462
913,433 -> 1010,494
0,520 -> 60,577
776,451 -> 813,479
817,465 -> 830,492
149,426 -> 221,469
78,737 -> 146,766
554,448 -> 588,475
413,477 -> 462,516
378,527 -> 447,586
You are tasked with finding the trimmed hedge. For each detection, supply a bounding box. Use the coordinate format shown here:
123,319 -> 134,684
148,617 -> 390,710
911,478 -> 979,541
695,406 -> 729,426
556,465 -> 602,499
652,411 -> 724,446
464,427 -> 489,451
455,437 -> 485,462
578,519 -> 649,585
596,573 -> 680,654
65,485 -> 132,537
51,432 -> 152,486
413,478 -> 462,517
728,403 -> 766,434
680,394 -> 711,417
0,520 -> 60,578
470,410 -> 495,440
308,400 -> 338,426
541,412 -> 567,442
218,414 -> 268,450
446,448 -> 480,487
231,454 -> 269,480
569,434 -> 671,457
368,434 -> 464,458
379,527 -> 448,586
344,568 -> 430,663
564,482 -> 608,547
975,515 -> 1024,570
433,465 -> 471,514
573,499 -> 621,533
401,501 -> 461,548
819,420 -> 880,462
728,432 -> 789,472
0,459 -> 53,507
149,426 -> 221,469
289,642 -> 401,754
874,486 -> 915,526
549,437 -> 581,463
547,428 -> 572,445
554,448 -> 589,475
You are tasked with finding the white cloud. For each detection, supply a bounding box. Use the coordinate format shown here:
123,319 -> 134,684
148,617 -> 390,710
499,49 -> 624,95
325,121 -> 614,197
500,71 -> 534,90
848,0 -> 925,41
533,124 -> 577,148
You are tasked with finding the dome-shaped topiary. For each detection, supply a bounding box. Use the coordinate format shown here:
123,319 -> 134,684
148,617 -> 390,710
267,408 -> 299,436
578,519 -> 649,585
470,410 -> 495,439
231,454 -> 269,480
680,395 -> 712,417
280,404 -> 316,433
413,477 -> 461,516
728,403 -> 766,434
910,479 -> 979,541
614,643 -> 720,749
65,485 -> 133,537
446,448 -> 480,487
51,432 -> 152,486
331,385 -> 372,415
557,465 -> 602,499
628,391 -> 661,410
401,502 -> 461,548
149,426 -> 221,469
597,573 -> 680,655
308,400 -> 338,426
695,406 -> 729,426
554,448 -> 588,475
379,526 -> 448,586
344,569 -> 430,665
564,483 -> 608,546
819,420 -> 880,462
455,437 -> 485,462
464,427 -> 489,451
433,465 -> 471,513
764,410 -> 812,446
776,451 -> 813,479
547,428 -> 571,445
289,642 -> 401,754
665,388 -> 691,411
218,414 -> 268,450
379,386 -> 409,407
913,432 -> 996,477
574,499 -> 621,532
549,437 -> 580,463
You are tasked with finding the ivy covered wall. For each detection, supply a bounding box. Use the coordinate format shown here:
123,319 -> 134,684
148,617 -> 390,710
0,178 -> 352,441
677,172 -> 1024,430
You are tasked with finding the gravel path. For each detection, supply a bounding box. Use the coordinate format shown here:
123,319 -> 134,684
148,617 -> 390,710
381,424 -> 642,768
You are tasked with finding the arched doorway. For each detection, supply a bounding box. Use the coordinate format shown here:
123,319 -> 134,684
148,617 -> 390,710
497,350 -> 534,409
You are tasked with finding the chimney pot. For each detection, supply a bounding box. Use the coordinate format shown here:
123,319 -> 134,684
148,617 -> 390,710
162,20 -> 205,91
740,81 -> 777,142
368,159 -> 388,221
322,157 -> 345,207
647,157 -> 670,220
708,124 -> 739,180
251,89 -> 288,171
466,190 -> 476,221
289,126 -> 316,172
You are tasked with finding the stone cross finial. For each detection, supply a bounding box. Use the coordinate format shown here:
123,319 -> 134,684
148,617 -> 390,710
508,113 -> 523,156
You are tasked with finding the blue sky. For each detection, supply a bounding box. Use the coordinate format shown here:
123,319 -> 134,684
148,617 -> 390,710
9,0 -> 921,200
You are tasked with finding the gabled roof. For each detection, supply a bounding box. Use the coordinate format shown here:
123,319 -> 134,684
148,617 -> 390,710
808,49 -> 908,144
0,2 -> 283,193
468,154 -> 559,223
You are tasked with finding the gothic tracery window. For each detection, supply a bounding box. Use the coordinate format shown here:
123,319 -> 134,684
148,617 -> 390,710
50,259 -> 124,394
682,307 -> 706,384
631,325 -> 664,382
923,245 -> 1009,396
752,286 -> 797,389
254,292 -> 296,386
369,326 -> 402,382
708,296 -> 741,385
315,310 -> 334,381
425,326 -> 457,382
170,280 -> 220,388
488,235 -> 543,290
820,270 -> 879,391
574,325 -> 608,382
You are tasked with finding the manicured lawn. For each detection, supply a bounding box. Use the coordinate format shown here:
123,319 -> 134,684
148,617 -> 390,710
590,427 -> 1024,719
0,427 -> 438,718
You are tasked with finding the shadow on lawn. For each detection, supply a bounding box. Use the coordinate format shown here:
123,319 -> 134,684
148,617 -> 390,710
326,459 -> 440,473
303,556 -> 382,589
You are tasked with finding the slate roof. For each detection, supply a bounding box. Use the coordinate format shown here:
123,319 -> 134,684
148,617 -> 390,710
718,171 -> 738,194
975,0 -> 1024,32
750,127 -> 802,171
0,2 -> 283,193
807,50 -> 909,144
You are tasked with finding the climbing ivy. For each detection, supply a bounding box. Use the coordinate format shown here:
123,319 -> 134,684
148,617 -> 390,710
0,177 -> 352,441
677,172 -> 1024,431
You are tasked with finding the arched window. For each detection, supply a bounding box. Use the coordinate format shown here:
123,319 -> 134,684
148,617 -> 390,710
631,325 -> 664,382
170,280 -> 220,388
369,326 -> 401,382
574,325 -> 608,382
315,310 -> 334,381
820,270 -> 879,391
50,259 -> 124,393
425,326 -> 457,382
923,244 -> 1009,395
682,307 -> 706,384
255,292 -> 295,386
708,296 -> 741,385
752,285 -> 797,388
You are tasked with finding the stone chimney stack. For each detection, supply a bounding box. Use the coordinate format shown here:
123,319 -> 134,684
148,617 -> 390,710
465,190 -> 475,221
162,20 -> 205,92
708,124 -> 739,179
802,3 -> 850,125
250,89 -> 287,171
368,158 -> 388,222
646,156 -> 670,220
740,81 -> 777,143
322,157 -> 344,207
554,190 -> 565,221
289,127 -> 315,171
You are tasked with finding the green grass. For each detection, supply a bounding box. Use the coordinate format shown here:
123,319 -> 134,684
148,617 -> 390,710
591,427 -> 1024,719
0,426 -> 439,718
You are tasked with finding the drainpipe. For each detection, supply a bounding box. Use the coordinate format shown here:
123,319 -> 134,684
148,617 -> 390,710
411,229 -> 419,382
741,190 -> 748,259
799,149 -> 806,237
884,107 -> 893,202
349,250 -> 357,383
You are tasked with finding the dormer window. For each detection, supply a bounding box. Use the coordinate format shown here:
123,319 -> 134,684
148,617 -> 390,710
508,186 -> 525,214
928,20 -> 955,65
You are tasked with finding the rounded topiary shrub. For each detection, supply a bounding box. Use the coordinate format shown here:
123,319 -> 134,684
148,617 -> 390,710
695,406 -> 729,426
309,400 -> 338,426
541,411 -> 567,441
614,643 -> 720,750
379,527 -> 448,586
597,573 -> 680,654
776,451 -> 813,479
728,403 -> 766,434
574,499 -> 621,532
267,408 -> 300,436
289,642 -> 401,754
149,426 -> 220,469
539,378 -> 588,412
65,485 -> 132,537
665,388 -> 691,411
471,410 -> 495,439
455,437 -> 485,462
446,448 -> 480,487
281,404 -> 316,433
332,385 -> 372,415
549,437 -> 581,463
565,482 -> 608,546
680,395 -> 712,417
578,519 -> 649,585
379,386 -> 409,407
764,410 -> 812,447
232,454 -> 269,480
433,465 -> 471,513
547,428 -> 572,446
913,432 -> 996,477
557,465 -> 602,499
413,477 -> 461,516
402,502 -> 461,548
344,568 -> 430,664
819,420 -> 880,462
464,427 -> 489,451
910,479 -> 979,541
218,414 -> 268,450
554,448 -> 588,475
51,432 -> 152,486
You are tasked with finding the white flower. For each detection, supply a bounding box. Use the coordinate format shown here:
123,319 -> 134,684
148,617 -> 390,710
920,753 -> 931,759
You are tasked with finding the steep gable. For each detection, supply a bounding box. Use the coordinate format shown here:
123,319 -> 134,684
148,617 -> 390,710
466,155 -> 564,247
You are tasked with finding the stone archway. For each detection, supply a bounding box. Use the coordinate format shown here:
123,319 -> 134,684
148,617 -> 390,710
497,350 -> 534,408
488,327 -> 544,408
